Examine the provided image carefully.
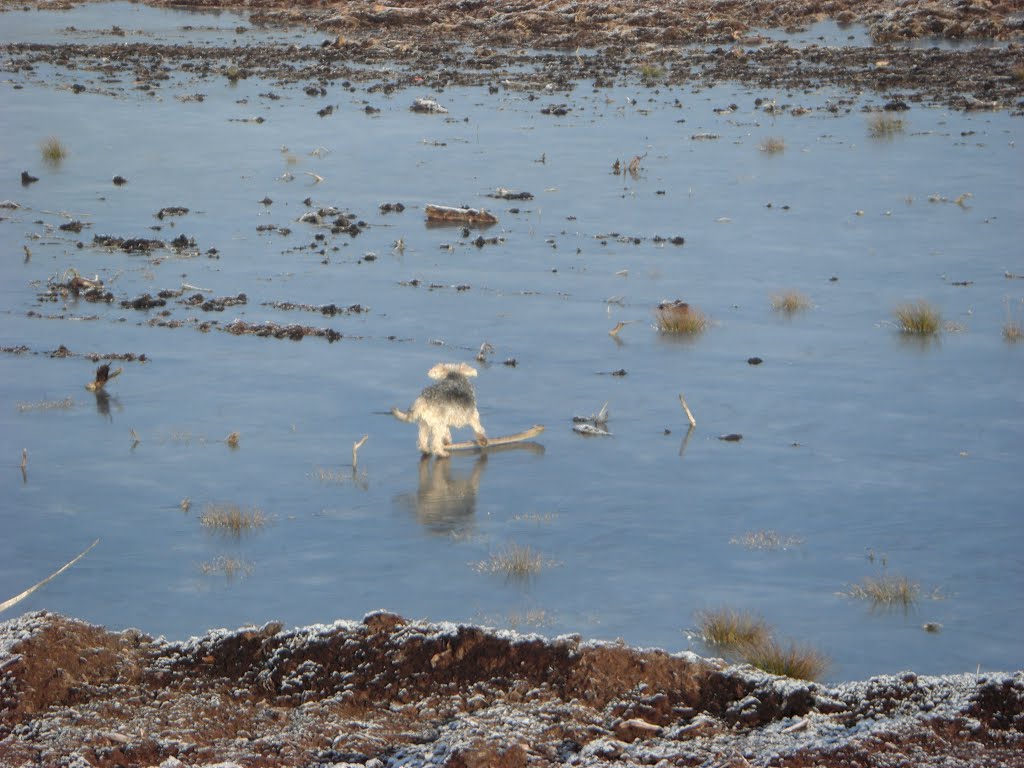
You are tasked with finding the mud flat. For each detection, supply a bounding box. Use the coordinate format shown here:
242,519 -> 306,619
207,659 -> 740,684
0,611 -> 1021,767
3,0 -> 1024,110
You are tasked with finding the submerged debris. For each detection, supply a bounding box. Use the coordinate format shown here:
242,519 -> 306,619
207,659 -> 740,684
85,363 -> 122,392
265,301 -> 368,316
410,97 -> 447,113
224,319 -> 342,342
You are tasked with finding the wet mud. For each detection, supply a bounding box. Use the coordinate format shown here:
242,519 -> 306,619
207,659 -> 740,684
3,0 -> 1023,112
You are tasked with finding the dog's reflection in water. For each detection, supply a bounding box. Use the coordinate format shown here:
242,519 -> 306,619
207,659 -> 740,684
397,454 -> 488,537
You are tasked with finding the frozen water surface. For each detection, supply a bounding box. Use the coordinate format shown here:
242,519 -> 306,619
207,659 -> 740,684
1,3 -> 1021,682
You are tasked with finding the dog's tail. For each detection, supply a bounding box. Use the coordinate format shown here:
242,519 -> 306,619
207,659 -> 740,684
391,406 -> 413,422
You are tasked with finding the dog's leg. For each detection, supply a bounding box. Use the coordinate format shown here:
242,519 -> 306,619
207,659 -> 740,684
417,422 -> 433,455
469,408 -> 488,446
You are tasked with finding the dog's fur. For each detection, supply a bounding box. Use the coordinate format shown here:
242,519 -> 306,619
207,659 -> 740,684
392,362 -> 488,457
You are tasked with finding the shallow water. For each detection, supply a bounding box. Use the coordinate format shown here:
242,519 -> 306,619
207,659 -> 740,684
1,3 -> 1022,682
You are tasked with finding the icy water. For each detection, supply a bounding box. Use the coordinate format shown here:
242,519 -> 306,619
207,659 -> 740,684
1,4 -> 1022,682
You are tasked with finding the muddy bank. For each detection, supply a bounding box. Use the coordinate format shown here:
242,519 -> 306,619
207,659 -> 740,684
4,0 -> 1024,111
0,611 -> 1021,767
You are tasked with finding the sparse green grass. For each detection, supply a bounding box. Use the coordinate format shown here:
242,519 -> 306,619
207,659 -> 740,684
894,300 -> 942,335
868,114 -> 905,138
200,503 -> 266,535
771,290 -> 811,314
759,136 -> 786,154
199,556 -> 253,580
638,62 -> 665,84
655,300 -> 709,335
741,638 -> 829,681
473,542 -> 550,579
696,608 -> 771,652
17,396 -> 74,412
845,573 -> 920,607
40,136 -> 68,165
730,529 -> 805,551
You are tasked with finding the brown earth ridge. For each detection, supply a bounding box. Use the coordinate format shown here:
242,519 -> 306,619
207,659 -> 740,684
1,611 -> 1022,767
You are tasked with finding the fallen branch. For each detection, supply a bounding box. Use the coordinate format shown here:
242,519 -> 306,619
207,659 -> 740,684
445,425 -> 545,451
0,539 -> 100,615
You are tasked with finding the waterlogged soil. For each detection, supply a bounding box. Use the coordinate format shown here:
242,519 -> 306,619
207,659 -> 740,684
3,0 -> 1024,111
1,611 -> 1023,768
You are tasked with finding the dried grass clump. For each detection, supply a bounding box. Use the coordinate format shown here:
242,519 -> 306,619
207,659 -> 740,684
200,503 -> 266,535
694,608 -> 828,681
40,136 -> 68,165
845,573 -> 920,607
655,300 -> 709,335
473,543 -> 550,579
868,114 -> 905,138
1004,321 -> 1023,342
696,608 -> 771,652
741,638 -> 830,681
759,136 -> 785,154
771,290 -> 811,314
894,300 -> 941,335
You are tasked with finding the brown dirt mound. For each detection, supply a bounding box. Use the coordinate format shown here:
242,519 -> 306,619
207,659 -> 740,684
1,611 -> 1022,767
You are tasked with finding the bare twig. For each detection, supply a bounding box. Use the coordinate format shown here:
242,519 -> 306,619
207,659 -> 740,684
679,392 -> 697,428
0,539 -> 100,615
352,435 -> 368,469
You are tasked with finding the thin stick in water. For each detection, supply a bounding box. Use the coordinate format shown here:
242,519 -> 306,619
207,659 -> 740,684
352,435 -> 368,469
679,392 -> 697,428
0,539 -> 100,615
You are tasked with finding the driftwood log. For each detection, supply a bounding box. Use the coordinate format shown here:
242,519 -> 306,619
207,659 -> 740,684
445,424 -> 545,451
424,204 -> 497,225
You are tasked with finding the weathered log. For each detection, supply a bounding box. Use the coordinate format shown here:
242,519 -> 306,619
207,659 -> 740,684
425,204 -> 497,225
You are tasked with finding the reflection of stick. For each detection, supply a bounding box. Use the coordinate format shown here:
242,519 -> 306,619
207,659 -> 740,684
0,539 -> 100,615
446,425 -> 545,452
679,393 -> 697,428
352,435 -> 368,469
679,424 -> 695,458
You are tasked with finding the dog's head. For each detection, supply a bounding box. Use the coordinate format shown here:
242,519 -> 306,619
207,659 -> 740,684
427,362 -> 478,380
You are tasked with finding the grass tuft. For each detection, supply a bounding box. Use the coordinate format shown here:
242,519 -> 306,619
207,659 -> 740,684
655,300 -> 709,335
40,136 -> 68,165
696,608 -> 771,652
894,300 -> 941,335
868,114 -> 905,138
759,136 -> 786,154
638,62 -> 665,84
771,290 -> 811,314
200,503 -> 266,535
741,638 -> 829,681
845,573 -> 920,607
473,542 -> 550,579
1004,321 -> 1023,342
